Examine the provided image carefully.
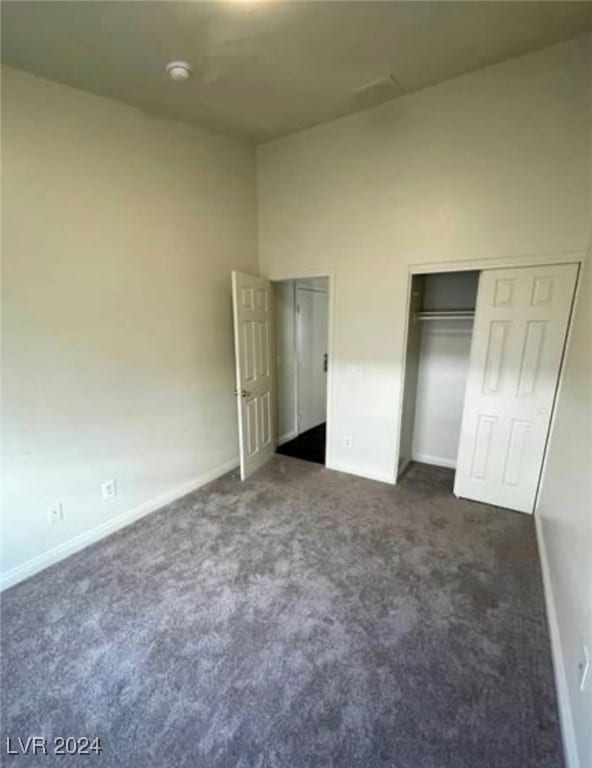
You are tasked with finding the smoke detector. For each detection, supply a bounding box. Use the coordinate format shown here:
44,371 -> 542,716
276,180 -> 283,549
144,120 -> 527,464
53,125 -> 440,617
165,61 -> 192,82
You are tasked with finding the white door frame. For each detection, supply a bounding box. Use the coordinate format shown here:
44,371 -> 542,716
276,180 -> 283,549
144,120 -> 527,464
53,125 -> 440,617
394,251 -> 584,511
264,268 -> 335,467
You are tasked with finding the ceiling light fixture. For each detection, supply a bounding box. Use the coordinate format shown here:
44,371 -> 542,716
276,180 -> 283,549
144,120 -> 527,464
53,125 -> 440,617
165,61 -> 192,82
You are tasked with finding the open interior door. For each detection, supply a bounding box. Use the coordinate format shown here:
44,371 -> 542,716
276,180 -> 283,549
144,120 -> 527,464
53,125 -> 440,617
232,271 -> 275,480
454,263 -> 578,513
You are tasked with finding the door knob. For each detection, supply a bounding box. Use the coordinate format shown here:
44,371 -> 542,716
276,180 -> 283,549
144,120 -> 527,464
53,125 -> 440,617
234,388 -> 252,398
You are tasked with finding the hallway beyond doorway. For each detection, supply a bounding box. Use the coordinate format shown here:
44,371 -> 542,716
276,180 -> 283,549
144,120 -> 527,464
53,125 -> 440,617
277,423 -> 326,465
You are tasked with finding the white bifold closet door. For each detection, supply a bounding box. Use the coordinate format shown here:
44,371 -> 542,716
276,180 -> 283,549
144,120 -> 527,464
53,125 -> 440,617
454,263 -> 578,513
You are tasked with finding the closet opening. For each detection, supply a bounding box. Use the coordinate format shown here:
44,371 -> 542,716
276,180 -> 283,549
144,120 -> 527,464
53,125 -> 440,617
398,270 -> 479,480
397,262 -> 578,512
274,277 -> 329,466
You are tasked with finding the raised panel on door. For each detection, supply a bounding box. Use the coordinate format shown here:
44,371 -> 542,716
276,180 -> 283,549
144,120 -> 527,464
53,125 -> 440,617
502,420 -> 531,487
259,391 -> 272,448
232,272 -> 275,480
246,399 -> 258,457
482,321 -> 509,394
454,263 -> 578,513
469,415 -> 497,481
242,321 -> 257,383
517,321 -> 546,396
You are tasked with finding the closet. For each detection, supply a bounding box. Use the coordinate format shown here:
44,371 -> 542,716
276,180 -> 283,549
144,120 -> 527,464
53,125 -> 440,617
398,263 -> 579,514
399,271 -> 479,475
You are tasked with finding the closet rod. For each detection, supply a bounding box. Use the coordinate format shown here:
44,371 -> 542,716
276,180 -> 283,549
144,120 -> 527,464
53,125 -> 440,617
416,310 -> 475,321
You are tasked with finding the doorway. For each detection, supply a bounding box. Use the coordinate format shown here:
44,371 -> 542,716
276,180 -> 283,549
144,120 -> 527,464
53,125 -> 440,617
399,270 -> 479,476
274,277 -> 329,465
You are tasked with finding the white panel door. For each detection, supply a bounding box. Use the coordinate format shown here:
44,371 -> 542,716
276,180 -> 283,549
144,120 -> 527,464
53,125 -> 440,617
454,264 -> 578,513
232,271 -> 275,480
296,287 -> 329,433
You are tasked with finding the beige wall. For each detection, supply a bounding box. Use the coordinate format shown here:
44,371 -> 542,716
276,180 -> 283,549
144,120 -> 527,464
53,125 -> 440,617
1,67 -> 257,582
537,255 -> 592,768
258,35 -> 592,482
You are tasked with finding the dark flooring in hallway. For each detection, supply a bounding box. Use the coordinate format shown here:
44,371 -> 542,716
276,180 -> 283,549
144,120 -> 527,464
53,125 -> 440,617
276,423 -> 326,465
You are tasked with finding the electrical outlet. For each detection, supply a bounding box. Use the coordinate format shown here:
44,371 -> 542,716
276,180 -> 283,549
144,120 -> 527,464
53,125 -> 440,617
344,434 -> 353,449
47,502 -> 63,524
578,645 -> 590,692
101,479 -> 117,501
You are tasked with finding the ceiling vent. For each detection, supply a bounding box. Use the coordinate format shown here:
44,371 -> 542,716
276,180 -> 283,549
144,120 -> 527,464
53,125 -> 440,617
351,75 -> 402,108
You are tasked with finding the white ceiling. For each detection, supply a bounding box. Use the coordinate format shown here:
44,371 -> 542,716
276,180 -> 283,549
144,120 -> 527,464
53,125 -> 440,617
2,1 -> 592,143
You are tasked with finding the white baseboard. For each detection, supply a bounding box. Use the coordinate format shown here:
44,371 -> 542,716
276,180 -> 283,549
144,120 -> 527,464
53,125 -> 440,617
326,460 -> 395,485
277,429 -> 298,446
535,514 -> 580,768
411,452 -> 457,470
0,457 -> 239,592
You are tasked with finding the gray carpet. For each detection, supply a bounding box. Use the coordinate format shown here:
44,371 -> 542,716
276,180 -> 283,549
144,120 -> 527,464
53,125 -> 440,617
1,458 -> 562,767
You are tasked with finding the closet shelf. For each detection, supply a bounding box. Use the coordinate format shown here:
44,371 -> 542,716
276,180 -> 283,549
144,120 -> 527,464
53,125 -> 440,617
416,310 -> 475,321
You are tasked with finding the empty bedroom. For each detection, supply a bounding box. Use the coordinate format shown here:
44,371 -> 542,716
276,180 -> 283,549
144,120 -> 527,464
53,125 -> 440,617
1,2 -> 591,767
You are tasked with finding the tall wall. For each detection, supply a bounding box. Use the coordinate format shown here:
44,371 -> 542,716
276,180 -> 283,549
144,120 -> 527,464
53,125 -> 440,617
1,67 -> 258,583
258,35 -> 591,482
537,255 -> 592,768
